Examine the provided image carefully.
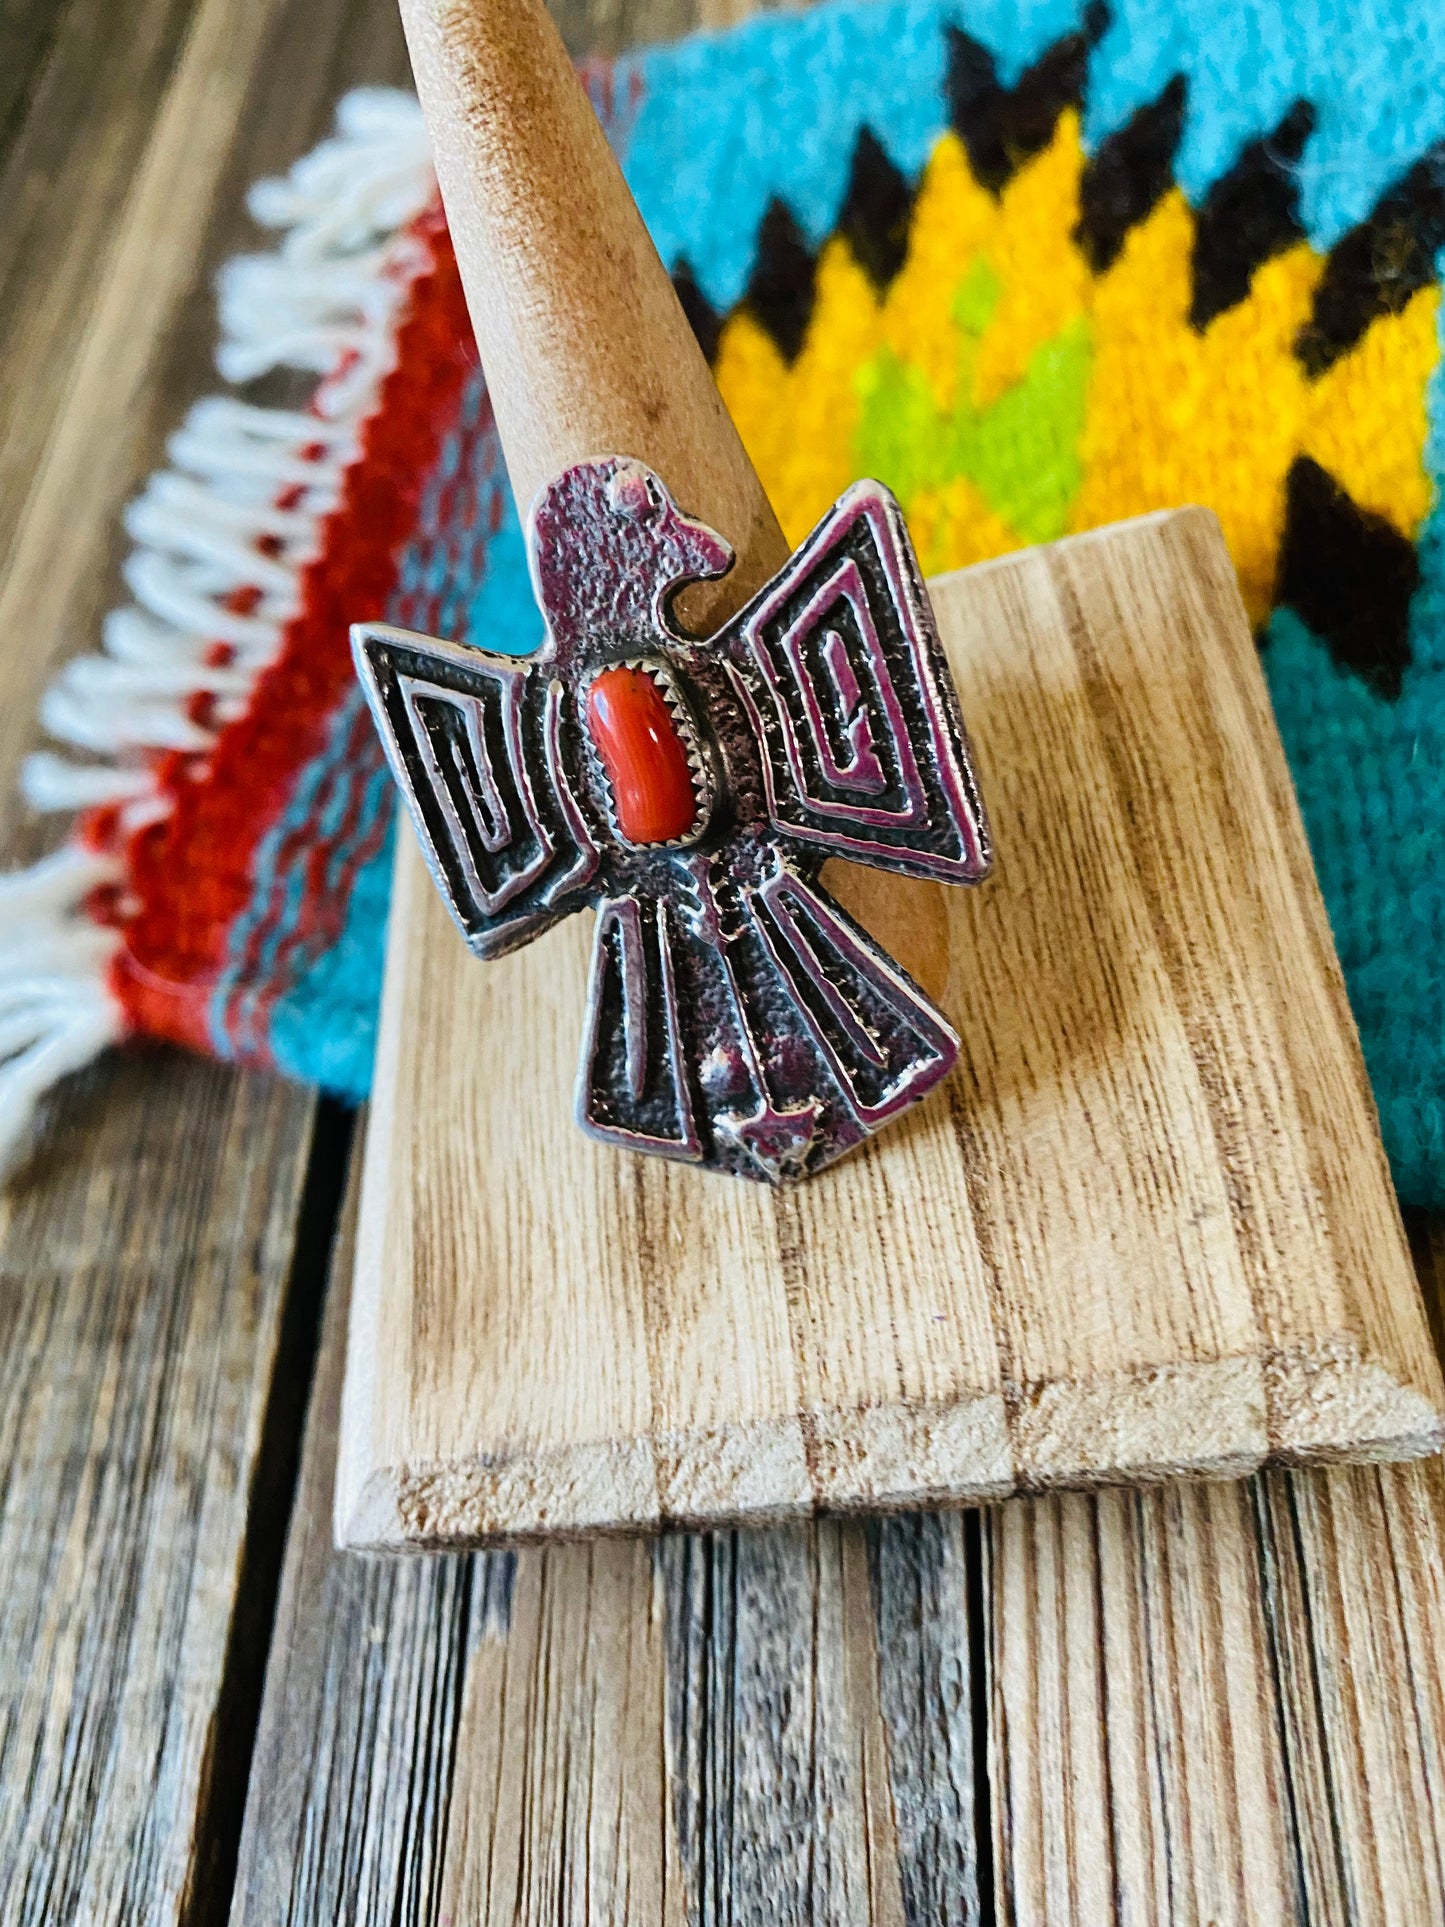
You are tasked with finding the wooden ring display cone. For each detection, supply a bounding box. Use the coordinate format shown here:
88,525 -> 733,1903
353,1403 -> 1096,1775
335,0 -> 1445,1550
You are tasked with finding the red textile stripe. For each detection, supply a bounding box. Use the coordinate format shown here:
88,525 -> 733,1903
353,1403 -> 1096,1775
233,391 -> 509,1054
225,689 -> 385,1062
222,383 -> 503,1061
105,206 -> 475,1053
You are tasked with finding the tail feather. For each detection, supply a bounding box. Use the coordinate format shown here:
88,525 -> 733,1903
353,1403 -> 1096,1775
575,862 -> 958,1184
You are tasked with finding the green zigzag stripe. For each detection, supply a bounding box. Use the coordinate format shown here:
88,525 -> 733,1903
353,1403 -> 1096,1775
854,259 -> 1093,543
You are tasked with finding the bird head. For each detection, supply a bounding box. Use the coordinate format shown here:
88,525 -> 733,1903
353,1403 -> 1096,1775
527,457 -> 734,656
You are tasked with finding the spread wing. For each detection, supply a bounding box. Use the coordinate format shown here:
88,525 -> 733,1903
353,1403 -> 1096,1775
353,623 -> 598,959
720,480 -> 991,883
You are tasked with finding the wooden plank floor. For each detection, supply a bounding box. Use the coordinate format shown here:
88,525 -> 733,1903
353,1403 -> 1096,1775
2,0 -> 1444,1921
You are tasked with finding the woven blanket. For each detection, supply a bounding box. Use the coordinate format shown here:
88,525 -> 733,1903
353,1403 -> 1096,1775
5,0 -> 1445,1203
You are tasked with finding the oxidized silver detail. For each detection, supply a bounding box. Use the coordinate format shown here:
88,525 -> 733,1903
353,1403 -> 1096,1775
353,456 -> 992,1183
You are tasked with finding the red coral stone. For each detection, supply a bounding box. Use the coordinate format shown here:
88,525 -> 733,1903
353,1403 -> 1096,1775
585,665 -> 699,845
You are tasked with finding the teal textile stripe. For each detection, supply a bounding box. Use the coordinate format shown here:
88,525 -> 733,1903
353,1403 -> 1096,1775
617,0 -> 1445,306
256,0 -> 1444,1205
1265,282 -> 1445,1205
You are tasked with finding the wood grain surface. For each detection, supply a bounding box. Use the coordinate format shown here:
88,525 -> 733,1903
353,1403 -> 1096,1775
340,505 -> 1442,1549
990,1229 -> 1445,1926
0,1063 -> 322,1924
235,1153 -> 1445,1924
237,1144 -> 989,1925
6,0 -> 1445,1922
229,1159 -> 477,1927
0,0 -> 401,1917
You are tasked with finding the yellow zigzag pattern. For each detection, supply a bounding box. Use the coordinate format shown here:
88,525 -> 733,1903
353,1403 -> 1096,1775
714,113 -> 1439,623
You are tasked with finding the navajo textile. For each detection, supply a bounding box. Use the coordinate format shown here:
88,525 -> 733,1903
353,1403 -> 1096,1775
6,0 -> 1445,1202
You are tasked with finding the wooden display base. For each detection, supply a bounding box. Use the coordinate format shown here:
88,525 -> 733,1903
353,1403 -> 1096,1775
336,508 -> 1444,1551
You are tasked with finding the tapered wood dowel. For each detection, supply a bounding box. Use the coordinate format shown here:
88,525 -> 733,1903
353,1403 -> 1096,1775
397,0 -> 790,632
396,0 -> 934,969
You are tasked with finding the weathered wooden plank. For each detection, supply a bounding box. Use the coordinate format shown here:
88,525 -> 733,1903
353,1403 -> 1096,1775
0,1053 -> 321,1925
0,0 -> 199,526
867,1513 -> 982,1927
986,1230 -> 1445,1925
0,0 -> 91,184
236,1272 -> 987,1926
229,1149 -> 485,1927
439,1538 -> 675,1926
0,0 -> 413,1918
1262,1429 -> 1445,1924
657,1522 -> 913,1927
988,1481 -> 1301,1923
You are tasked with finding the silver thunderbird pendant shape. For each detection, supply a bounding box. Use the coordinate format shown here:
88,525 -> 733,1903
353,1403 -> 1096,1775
353,458 -> 991,1184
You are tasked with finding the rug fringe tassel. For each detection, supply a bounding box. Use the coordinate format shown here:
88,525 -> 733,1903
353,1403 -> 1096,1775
1,87 -> 433,1171
0,849 -> 124,1175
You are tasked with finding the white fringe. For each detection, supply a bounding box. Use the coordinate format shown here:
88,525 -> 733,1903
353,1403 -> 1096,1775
1,88 -> 434,1174
0,849 -> 124,1175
